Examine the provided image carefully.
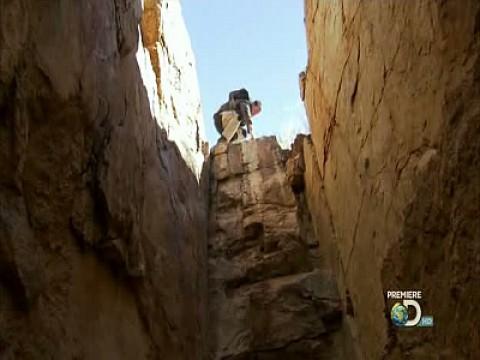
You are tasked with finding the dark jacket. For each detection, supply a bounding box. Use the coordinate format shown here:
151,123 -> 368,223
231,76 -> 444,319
213,90 -> 253,134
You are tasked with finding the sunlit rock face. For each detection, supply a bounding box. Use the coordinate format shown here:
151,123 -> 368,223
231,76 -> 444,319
141,0 -> 205,178
0,0 -> 207,358
304,0 -> 480,358
207,137 -> 351,359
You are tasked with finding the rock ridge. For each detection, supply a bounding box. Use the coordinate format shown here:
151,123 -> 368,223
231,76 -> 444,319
207,137 -> 351,359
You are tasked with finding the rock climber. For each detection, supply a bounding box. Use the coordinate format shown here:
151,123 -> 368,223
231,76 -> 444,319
213,88 -> 262,143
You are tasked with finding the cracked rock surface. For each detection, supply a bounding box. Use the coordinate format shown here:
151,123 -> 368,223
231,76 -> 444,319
0,1 -> 207,358
207,138 -> 349,359
304,0 -> 480,358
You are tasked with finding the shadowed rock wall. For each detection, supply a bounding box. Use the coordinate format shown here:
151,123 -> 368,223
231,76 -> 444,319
304,0 -> 480,358
0,0 -> 208,358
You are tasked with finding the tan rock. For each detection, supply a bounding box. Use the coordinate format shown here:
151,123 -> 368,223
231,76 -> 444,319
208,137 -> 347,359
304,0 -> 480,358
140,0 -> 205,177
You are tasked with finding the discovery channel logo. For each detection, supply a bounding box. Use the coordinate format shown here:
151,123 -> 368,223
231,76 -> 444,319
387,290 -> 434,327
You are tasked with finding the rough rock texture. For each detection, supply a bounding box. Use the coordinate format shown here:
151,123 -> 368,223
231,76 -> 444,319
0,0 -> 207,359
207,137 -> 349,359
304,0 -> 480,358
141,0 -> 205,177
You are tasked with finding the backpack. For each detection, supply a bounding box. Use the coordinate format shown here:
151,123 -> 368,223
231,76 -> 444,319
214,113 -> 222,134
228,88 -> 250,104
213,89 -> 250,135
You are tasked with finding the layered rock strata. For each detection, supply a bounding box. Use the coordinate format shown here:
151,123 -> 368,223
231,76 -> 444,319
304,0 -> 480,358
207,138 -> 348,359
0,0 -> 207,358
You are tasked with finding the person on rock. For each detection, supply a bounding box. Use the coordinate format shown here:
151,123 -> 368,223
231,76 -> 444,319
213,88 -> 262,143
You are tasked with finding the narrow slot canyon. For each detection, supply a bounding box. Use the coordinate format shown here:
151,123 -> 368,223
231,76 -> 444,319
0,1 -> 479,359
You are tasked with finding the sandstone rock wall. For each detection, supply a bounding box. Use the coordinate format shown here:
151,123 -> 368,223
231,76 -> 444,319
0,0 -> 207,358
207,138 -> 349,359
141,0 -> 205,177
304,0 -> 480,358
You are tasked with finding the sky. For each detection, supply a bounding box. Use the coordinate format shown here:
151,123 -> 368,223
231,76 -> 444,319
181,0 -> 310,147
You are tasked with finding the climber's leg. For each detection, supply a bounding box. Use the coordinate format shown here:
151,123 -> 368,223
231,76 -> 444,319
221,111 -> 241,143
